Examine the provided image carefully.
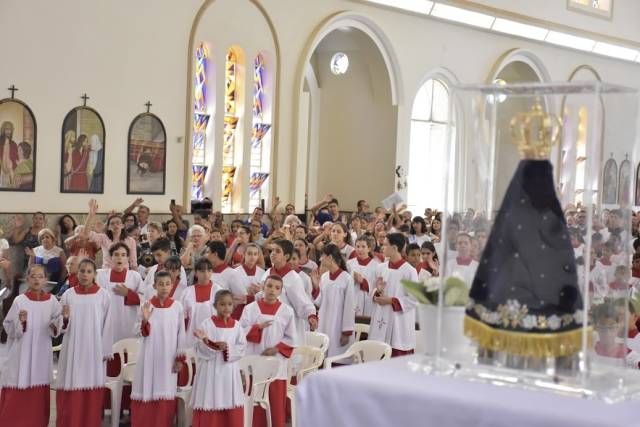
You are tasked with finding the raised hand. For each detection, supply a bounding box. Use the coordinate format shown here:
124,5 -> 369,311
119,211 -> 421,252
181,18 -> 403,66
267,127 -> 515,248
141,302 -> 153,322
134,197 -> 144,206
88,199 -> 98,216
310,270 -> 320,289
18,310 -> 27,323
62,305 -> 70,320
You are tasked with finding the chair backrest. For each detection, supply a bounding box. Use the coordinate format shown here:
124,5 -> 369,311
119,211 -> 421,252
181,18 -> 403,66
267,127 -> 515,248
304,331 -> 330,355
354,323 -> 370,342
110,338 -> 142,380
350,340 -> 391,364
181,348 -> 197,388
238,355 -> 280,401
288,345 -> 324,384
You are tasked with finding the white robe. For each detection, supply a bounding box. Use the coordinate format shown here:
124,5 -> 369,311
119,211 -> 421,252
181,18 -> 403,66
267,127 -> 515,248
1,293 -> 62,388
261,266 -> 316,344
96,268 -> 143,343
346,257 -> 379,317
315,270 -> 356,357
369,260 -> 418,351
211,265 -> 246,296
190,317 -> 246,410
240,300 -> 296,380
182,283 -> 224,348
57,285 -> 113,390
444,257 -> 479,287
142,264 -> 188,301
131,298 -> 186,401
234,264 -> 265,293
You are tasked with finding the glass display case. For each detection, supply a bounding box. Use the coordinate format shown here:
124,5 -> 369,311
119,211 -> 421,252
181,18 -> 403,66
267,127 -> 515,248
411,82 -> 640,402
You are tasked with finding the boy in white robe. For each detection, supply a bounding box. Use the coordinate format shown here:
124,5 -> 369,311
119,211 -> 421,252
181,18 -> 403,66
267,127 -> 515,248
369,233 -> 418,357
313,244 -> 355,357
130,271 -> 186,427
261,239 -> 317,344
240,275 -> 296,427
346,235 -> 379,317
444,233 -> 479,287
191,290 -> 246,427
56,258 -> 113,427
0,264 -> 62,426
182,258 -> 224,348
142,239 -> 187,300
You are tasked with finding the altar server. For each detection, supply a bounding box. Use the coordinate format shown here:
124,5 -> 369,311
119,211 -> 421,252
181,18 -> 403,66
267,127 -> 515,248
369,233 -> 418,357
240,275 -> 296,427
130,271 -> 186,427
233,243 -> 265,318
347,235 -> 379,317
191,290 -> 246,427
444,233 -> 479,286
207,240 -> 247,297
96,242 -> 143,343
313,244 -> 355,357
56,258 -> 113,427
183,258 -> 223,348
142,239 -> 187,300
0,264 -> 62,427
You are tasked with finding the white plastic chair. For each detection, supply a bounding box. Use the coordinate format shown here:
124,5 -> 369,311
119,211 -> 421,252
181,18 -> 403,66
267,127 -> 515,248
304,331 -> 330,355
324,340 -> 391,369
176,348 -> 197,427
106,338 -> 141,427
354,323 -> 370,342
238,355 -> 280,427
287,346 -> 324,427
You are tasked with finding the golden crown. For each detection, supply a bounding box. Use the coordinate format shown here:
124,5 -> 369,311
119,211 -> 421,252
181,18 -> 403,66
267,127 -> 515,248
510,98 -> 562,160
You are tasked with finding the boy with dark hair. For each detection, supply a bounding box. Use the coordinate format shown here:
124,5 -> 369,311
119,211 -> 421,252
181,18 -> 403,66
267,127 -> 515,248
143,238 -> 187,300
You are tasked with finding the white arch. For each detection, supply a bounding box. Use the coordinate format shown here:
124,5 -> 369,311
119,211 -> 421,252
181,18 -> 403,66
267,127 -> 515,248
292,11 -> 403,210
488,48 -> 552,84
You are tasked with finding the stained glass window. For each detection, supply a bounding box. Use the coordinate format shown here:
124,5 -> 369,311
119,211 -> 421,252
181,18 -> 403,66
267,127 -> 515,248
191,43 -> 210,201
249,53 -> 272,210
222,48 -> 240,212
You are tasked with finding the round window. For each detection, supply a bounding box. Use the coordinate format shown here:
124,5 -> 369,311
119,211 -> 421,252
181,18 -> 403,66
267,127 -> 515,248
330,52 -> 349,75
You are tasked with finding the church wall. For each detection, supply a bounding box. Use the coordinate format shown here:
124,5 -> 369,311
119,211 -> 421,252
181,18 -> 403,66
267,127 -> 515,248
0,0 -> 638,215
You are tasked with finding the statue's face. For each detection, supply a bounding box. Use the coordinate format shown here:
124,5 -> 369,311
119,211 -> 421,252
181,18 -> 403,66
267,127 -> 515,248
3,127 -> 12,138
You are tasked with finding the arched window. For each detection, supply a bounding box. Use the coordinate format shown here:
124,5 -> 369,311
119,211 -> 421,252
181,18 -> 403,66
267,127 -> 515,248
407,78 -> 451,213
249,53 -> 272,210
191,42 -> 210,201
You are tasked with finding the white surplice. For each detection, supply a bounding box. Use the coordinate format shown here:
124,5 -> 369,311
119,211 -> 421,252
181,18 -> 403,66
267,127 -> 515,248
315,270 -> 356,357
181,282 -> 224,348
96,268 -> 143,343
142,264 -> 188,301
346,256 -> 379,317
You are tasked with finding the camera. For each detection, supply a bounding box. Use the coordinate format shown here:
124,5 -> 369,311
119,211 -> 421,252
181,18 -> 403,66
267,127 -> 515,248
139,250 -> 155,268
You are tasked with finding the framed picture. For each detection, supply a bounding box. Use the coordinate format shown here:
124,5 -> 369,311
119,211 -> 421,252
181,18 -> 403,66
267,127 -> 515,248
567,0 -> 613,19
602,157 -> 618,205
618,158 -> 631,206
60,106 -> 106,193
127,113 -> 166,194
0,98 -> 36,191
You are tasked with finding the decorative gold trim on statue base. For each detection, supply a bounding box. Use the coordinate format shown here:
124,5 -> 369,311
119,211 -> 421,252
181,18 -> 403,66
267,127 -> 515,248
464,315 -> 591,358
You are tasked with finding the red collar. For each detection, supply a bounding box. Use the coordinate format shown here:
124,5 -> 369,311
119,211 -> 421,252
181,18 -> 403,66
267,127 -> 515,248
329,269 -> 343,281
212,263 -> 227,274
211,315 -> 236,328
109,269 -> 127,282
388,259 -> 405,270
258,298 -> 281,315
25,290 -> 51,301
416,262 -> 425,273
242,264 -> 257,276
75,283 -> 100,294
272,264 -> 292,278
194,282 -> 213,302
150,296 -> 174,308
456,257 -> 474,266
357,256 -> 372,266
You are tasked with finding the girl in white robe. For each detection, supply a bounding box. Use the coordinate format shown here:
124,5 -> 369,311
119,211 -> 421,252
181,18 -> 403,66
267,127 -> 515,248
240,275 -> 296,427
346,236 -> 379,317
183,258 -> 223,348
96,243 -> 143,344
313,244 -> 355,357
0,265 -> 62,427
369,233 -> 418,357
233,243 -> 265,319
130,271 -> 186,427
191,290 -> 246,427
56,258 -> 113,427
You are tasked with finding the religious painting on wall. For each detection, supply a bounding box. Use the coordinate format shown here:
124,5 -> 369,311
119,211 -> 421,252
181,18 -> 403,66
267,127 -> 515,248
127,113 -> 166,194
618,157 -> 631,206
60,106 -> 105,193
567,0 -> 613,19
0,97 -> 36,191
602,157 -> 618,205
